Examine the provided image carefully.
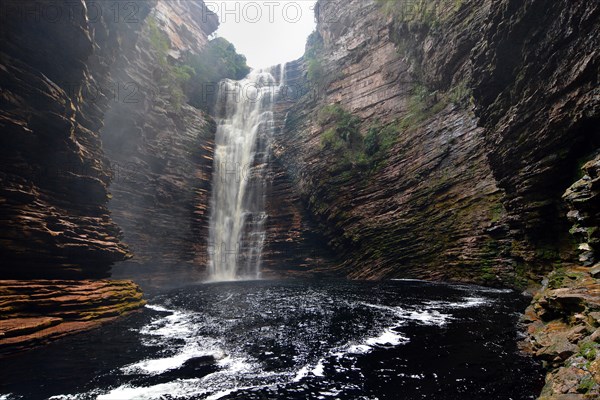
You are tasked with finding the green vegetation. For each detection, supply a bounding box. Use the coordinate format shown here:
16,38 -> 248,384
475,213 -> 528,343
187,37 -> 250,83
316,83 -> 459,181
577,376 -> 596,393
376,0 -> 438,25
490,203 -> 504,223
318,104 -> 401,176
186,37 -> 250,111
148,17 -> 170,66
447,82 -> 473,108
548,267 -> 567,289
147,17 -> 249,111
147,17 -> 192,110
397,84 -> 449,131
579,342 -> 598,362
375,0 -> 463,28
307,58 -> 325,86
318,105 -> 363,159
365,121 -> 400,157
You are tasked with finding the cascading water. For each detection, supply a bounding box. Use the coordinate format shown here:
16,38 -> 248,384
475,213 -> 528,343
207,66 -> 286,281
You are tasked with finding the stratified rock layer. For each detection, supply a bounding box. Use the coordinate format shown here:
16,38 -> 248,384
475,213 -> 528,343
0,0 -> 139,278
0,280 -> 145,356
274,0 -> 599,285
102,1 -> 218,289
564,154 -> 600,266
273,0 -> 512,283
471,0 -> 600,276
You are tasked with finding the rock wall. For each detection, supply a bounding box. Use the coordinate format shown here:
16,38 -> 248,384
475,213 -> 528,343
0,0 -> 156,353
100,0 -> 218,290
271,0 -> 600,395
471,0 -> 600,277
273,0 -> 513,284
0,0 -> 145,279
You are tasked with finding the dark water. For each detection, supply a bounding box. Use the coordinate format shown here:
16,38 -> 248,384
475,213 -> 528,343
0,280 -> 544,400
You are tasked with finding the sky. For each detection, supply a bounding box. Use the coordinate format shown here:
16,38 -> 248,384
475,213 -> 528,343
211,1 -> 318,68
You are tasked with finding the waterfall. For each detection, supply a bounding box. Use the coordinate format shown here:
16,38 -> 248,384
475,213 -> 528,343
207,66 -> 285,281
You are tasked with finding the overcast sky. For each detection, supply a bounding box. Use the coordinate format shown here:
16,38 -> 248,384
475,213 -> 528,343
211,1 -> 318,68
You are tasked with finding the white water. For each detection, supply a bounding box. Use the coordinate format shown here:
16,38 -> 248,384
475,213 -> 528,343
207,65 -> 286,281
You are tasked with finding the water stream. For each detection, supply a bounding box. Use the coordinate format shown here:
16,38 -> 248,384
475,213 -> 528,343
207,67 -> 284,281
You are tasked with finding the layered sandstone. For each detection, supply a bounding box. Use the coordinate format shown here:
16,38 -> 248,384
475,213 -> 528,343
0,280 -> 144,356
272,0 -> 512,283
101,1 -> 218,289
0,0 -> 141,278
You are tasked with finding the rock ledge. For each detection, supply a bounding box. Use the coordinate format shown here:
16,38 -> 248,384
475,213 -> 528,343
0,280 -> 145,356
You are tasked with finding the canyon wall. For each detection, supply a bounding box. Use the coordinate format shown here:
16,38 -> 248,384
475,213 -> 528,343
0,0 -> 221,352
0,0 -> 141,279
100,0 -> 218,289
271,0 -> 600,395
0,0 -> 155,353
274,0 -> 514,284
0,0 -> 219,283
274,0 -> 599,285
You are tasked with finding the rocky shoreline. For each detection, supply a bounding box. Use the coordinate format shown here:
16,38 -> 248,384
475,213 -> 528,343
0,280 -> 144,356
523,265 -> 600,398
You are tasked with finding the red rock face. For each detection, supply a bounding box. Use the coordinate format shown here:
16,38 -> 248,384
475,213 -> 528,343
0,279 -> 145,356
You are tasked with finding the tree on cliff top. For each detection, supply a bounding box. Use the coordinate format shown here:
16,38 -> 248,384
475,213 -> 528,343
186,37 -> 251,111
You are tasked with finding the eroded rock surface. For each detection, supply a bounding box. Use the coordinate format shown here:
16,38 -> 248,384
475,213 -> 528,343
100,1 -> 218,289
0,280 -> 144,356
272,0 -> 512,283
524,266 -> 600,398
0,0 -> 140,278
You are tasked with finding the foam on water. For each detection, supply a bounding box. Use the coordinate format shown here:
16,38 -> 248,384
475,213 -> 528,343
36,281 -> 533,400
365,328 -> 408,347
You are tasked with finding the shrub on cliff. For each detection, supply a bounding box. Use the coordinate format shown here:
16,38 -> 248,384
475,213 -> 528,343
146,18 -> 250,112
318,105 -> 362,152
305,31 -> 327,86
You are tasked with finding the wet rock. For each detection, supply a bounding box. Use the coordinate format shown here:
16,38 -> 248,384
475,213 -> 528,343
0,280 -> 145,356
524,265 -> 600,398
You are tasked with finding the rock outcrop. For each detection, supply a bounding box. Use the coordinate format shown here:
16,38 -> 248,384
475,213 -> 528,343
523,153 -> 600,397
0,279 -> 144,356
524,265 -> 600,397
564,153 -> 600,267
